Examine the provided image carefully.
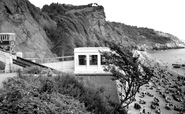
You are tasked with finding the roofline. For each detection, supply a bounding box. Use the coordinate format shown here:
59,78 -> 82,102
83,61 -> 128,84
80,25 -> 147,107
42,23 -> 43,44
74,47 -> 110,53
0,33 -> 15,35
75,47 -> 110,50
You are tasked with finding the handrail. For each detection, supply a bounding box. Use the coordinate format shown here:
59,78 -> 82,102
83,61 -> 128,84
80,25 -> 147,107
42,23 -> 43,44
13,57 -> 54,70
16,57 -> 52,69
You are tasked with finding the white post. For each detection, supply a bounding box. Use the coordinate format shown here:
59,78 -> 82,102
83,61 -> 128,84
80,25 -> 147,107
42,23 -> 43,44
86,54 -> 89,72
4,53 -> 10,73
98,54 -> 101,71
74,53 -> 78,73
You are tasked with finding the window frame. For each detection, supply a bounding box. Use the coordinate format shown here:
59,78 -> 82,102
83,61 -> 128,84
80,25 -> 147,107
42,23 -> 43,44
101,55 -> 106,65
89,55 -> 98,65
78,55 -> 86,65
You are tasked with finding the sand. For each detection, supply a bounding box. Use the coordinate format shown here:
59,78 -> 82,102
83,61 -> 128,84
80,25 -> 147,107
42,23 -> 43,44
127,66 -> 185,114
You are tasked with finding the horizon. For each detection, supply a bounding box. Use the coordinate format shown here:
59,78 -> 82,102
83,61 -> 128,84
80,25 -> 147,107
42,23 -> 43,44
29,0 -> 185,42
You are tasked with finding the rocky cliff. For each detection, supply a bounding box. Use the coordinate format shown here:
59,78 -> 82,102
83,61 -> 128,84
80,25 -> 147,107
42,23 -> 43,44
0,0 -> 56,58
0,1 -> 184,58
42,3 -> 185,56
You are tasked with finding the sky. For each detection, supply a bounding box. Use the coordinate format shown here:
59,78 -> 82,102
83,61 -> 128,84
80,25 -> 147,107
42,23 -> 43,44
29,0 -> 185,42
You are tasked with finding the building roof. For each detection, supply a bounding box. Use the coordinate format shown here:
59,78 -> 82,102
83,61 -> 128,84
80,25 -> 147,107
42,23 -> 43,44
74,47 -> 110,53
0,33 -> 15,35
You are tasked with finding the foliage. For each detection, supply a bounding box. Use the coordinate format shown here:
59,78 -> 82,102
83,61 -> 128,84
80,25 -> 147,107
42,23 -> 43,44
53,74 -> 126,114
22,66 -> 42,74
102,43 -> 154,108
26,0 -> 42,22
106,21 -> 172,45
0,75 -> 89,114
0,70 -> 127,114
138,27 -> 171,44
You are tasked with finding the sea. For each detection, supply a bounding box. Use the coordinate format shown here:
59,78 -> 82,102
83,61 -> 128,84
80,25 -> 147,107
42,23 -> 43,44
147,48 -> 185,76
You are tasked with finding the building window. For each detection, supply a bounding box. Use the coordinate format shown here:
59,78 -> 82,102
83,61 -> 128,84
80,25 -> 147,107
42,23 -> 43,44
90,55 -> 97,65
79,55 -> 86,65
101,55 -> 106,65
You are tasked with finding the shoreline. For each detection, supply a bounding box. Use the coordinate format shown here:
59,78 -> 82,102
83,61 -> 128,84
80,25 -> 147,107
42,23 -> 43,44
146,48 -> 185,76
127,51 -> 185,114
144,46 -> 185,52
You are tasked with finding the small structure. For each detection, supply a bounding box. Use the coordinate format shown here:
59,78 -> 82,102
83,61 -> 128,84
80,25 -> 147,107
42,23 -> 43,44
0,33 -> 16,54
0,33 -> 17,72
74,47 -> 111,75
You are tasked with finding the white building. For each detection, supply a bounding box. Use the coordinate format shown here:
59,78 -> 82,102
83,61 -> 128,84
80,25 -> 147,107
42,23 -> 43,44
74,47 -> 111,75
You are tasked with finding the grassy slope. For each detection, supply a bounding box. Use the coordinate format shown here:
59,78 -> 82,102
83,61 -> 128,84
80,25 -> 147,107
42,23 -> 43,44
77,76 -> 119,103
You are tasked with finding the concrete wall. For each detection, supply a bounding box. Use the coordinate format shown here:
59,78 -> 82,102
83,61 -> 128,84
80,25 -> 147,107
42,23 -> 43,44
0,51 -> 17,72
42,60 -> 74,73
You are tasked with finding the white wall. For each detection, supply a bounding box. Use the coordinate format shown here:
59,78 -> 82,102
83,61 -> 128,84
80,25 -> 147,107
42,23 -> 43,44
0,51 -> 18,73
42,60 -> 74,73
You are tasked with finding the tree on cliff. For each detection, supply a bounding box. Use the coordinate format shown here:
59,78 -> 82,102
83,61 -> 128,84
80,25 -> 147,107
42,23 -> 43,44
102,43 -> 154,109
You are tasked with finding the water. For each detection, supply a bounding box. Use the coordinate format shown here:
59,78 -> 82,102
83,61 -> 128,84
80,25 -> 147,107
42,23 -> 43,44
147,48 -> 185,76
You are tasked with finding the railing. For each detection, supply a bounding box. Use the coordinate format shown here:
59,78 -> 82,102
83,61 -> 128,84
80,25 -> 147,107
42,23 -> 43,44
25,56 -> 74,64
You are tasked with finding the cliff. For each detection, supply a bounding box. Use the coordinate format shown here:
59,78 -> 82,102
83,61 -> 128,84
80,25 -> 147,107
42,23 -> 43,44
0,0 -> 56,58
0,1 -> 184,58
42,3 -> 185,56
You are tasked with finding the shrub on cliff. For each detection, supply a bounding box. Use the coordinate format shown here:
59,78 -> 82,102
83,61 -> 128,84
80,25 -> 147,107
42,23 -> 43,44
22,66 -> 42,74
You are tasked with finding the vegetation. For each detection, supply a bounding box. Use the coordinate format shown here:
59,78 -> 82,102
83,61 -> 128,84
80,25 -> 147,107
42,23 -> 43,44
107,22 -> 172,44
102,43 -> 154,108
0,67 -> 126,114
22,65 -> 42,74
0,76 -> 88,114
